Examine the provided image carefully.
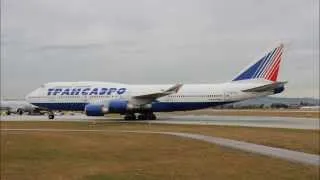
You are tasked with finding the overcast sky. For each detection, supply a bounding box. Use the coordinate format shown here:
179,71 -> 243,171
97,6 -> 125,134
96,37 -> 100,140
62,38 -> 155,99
1,0 -> 319,99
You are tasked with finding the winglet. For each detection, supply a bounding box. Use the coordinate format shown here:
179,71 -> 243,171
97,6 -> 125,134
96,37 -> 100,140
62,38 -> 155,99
165,83 -> 183,93
233,44 -> 284,82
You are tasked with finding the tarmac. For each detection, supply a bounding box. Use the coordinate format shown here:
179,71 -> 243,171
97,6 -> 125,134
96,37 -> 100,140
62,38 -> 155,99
1,114 -> 319,130
155,115 -> 319,130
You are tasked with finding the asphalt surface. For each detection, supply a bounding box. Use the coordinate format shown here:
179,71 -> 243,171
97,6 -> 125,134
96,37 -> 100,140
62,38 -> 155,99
1,114 -> 319,130
157,115 -> 319,130
2,128 -> 319,166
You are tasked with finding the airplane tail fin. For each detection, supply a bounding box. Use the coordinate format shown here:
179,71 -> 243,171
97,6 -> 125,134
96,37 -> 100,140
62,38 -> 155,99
232,44 -> 284,82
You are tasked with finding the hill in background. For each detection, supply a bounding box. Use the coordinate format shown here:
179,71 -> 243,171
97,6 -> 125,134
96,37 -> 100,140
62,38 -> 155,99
231,97 -> 320,108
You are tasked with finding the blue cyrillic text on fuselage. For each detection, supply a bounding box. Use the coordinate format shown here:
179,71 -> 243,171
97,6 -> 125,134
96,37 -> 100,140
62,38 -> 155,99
47,88 -> 127,96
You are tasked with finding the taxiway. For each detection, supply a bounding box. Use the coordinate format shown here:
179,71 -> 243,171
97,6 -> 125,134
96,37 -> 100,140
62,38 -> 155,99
1,114 -> 318,130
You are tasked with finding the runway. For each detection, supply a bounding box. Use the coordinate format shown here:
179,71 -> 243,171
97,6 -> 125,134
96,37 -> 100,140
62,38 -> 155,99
2,128 -> 319,166
1,114 -> 319,130
156,115 -> 319,130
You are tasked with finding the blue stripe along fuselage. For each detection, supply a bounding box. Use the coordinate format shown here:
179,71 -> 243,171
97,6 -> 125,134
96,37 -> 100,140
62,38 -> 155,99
31,101 -> 236,113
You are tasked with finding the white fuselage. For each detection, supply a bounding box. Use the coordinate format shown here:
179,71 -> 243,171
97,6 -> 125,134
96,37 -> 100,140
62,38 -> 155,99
26,80 -> 275,113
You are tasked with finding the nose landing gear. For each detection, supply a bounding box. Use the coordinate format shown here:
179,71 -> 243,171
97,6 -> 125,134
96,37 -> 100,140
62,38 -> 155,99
48,112 -> 55,119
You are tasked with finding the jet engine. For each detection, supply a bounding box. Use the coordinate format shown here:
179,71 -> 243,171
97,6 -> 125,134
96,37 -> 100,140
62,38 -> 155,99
85,100 -> 152,116
84,104 -> 109,116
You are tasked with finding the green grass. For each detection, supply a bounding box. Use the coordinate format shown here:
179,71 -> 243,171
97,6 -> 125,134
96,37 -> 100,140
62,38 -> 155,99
2,121 -> 319,154
1,122 -> 319,180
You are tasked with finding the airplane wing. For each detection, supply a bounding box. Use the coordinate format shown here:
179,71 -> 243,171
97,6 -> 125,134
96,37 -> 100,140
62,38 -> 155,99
242,81 -> 287,93
130,83 -> 183,105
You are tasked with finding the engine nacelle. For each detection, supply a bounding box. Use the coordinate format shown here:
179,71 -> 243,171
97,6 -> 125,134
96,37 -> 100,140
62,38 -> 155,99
85,104 -> 108,116
108,100 -> 129,113
274,85 -> 285,94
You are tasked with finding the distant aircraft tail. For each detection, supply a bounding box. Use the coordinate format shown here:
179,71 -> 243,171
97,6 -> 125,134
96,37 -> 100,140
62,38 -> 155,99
232,44 -> 284,82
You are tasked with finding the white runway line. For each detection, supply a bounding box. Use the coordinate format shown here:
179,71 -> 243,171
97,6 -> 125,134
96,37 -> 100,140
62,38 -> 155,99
1,128 -> 319,166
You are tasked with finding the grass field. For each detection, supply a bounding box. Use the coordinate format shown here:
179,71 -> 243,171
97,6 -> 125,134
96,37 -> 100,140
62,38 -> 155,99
2,121 -> 319,155
1,126 -> 319,180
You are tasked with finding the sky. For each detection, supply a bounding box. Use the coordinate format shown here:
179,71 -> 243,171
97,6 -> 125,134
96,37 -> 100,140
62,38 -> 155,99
1,0 -> 319,99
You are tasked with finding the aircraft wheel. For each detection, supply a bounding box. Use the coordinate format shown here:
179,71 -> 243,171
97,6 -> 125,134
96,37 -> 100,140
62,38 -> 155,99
140,114 -> 148,120
151,113 -> 156,120
124,114 -> 136,120
48,113 -> 54,119
131,114 -> 136,120
141,113 -> 156,120
146,113 -> 156,120
137,113 -> 156,120
17,109 -> 24,115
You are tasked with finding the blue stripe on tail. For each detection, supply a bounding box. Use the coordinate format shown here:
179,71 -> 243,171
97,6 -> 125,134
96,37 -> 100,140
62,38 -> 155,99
232,57 -> 266,81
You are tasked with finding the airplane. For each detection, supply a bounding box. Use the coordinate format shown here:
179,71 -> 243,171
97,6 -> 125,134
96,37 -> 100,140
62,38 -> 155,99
0,100 -> 43,115
26,44 -> 287,120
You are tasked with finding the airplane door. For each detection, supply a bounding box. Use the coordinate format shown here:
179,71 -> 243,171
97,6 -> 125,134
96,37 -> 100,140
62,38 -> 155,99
224,91 -> 237,101
224,92 -> 231,101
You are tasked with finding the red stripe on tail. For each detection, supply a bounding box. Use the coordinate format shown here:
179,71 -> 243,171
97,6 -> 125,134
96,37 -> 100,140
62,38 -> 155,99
267,54 -> 282,81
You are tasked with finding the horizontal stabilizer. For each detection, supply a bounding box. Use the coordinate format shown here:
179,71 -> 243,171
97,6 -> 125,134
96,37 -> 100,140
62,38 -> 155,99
242,81 -> 287,92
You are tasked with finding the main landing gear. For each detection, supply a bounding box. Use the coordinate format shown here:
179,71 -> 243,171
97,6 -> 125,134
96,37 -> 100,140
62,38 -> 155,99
124,113 -> 157,120
124,113 -> 136,120
137,113 -> 156,120
17,108 -> 24,115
